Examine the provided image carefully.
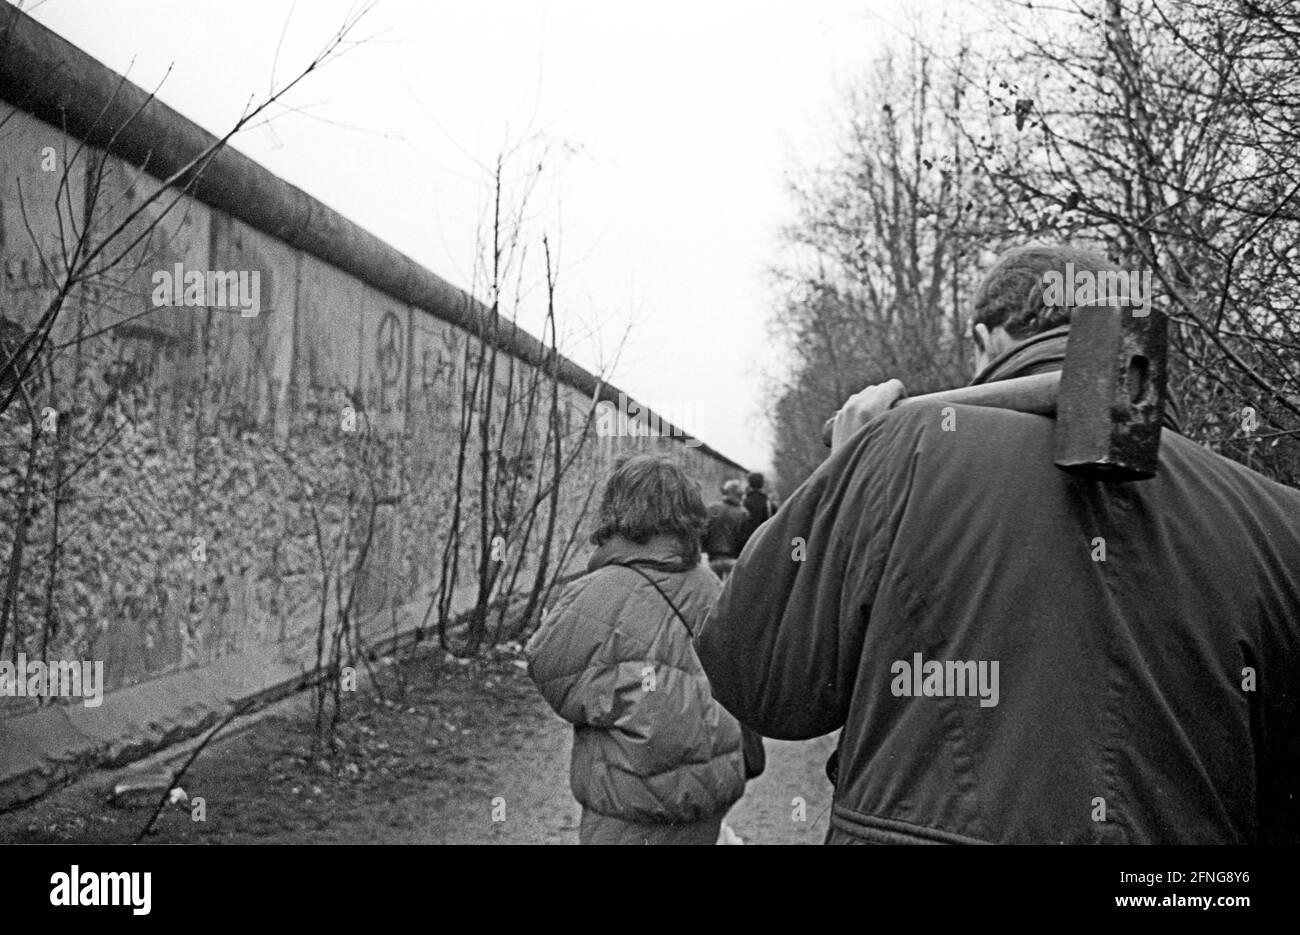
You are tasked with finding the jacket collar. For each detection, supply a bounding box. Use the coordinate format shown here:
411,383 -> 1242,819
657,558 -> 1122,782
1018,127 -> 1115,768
968,323 -> 1181,432
588,534 -> 698,573
969,324 -> 1070,386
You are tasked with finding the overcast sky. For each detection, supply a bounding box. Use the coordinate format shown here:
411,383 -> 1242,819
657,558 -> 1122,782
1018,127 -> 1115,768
22,0 -> 936,470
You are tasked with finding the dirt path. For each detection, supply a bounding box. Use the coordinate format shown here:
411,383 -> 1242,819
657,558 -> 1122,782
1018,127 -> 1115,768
0,644 -> 835,845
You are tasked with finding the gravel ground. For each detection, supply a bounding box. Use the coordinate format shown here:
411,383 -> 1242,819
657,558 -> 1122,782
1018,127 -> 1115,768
0,643 -> 836,845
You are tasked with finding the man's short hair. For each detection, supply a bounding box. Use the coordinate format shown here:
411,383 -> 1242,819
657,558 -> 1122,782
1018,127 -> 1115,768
747,471 -> 764,490
722,479 -> 745,502
971,245 -> 1123,341
592,455 -> 707,558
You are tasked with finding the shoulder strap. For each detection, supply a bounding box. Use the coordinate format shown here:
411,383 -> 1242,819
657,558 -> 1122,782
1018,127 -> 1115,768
607,561 -> 696,638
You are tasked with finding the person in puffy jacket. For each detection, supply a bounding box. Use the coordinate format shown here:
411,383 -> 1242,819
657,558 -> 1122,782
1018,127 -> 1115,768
526,454 -> 747,844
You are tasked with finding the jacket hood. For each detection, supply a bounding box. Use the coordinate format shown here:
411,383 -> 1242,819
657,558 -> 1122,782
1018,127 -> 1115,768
588,534 -> 699,573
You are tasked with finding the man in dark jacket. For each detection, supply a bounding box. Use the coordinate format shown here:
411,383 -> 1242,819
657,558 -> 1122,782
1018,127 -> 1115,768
695,245 -> 1300,844
739,472 -> 775,548
703,479 -> 750,580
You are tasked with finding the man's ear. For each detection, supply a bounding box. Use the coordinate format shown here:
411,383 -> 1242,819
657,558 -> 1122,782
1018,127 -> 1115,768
972,322 -> 991,353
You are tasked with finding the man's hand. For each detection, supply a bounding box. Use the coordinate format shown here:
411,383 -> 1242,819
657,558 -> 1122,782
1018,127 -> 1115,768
830,379 -> 908,451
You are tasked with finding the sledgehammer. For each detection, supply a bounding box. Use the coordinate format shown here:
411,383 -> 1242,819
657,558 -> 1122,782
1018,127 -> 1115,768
820,302 -> 1168,482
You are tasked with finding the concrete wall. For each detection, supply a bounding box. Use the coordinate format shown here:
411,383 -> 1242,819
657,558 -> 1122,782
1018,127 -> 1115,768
0,8 -> 744,804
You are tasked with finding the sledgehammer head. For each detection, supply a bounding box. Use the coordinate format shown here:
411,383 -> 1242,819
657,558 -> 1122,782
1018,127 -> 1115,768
1054,300 -> 1167,481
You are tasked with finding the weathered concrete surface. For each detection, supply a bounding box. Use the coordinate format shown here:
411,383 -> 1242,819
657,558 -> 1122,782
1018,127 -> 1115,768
0,579 -> 482,811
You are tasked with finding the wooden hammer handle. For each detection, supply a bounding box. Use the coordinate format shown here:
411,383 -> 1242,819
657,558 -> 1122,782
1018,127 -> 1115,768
821,371 -> 1060,447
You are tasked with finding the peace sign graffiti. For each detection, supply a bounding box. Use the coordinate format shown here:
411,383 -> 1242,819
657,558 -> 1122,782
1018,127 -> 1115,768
376,310 -> 404,387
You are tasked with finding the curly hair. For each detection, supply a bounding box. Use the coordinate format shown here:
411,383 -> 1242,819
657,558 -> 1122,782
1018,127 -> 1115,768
591,455 -> 708,560
971,245 -> 1124,340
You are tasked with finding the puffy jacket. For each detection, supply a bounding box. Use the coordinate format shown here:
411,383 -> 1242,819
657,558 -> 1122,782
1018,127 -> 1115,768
526,534 -> 746,824
696,351 -> 1300,844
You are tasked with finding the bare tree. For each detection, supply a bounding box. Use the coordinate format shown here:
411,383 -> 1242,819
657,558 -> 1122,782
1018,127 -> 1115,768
968,0 -> 1300,483
415,146 -> 610,657
768,34 -> 1016,488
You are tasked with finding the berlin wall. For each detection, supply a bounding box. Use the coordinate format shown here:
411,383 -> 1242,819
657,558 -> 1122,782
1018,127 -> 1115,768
0,6 -> 745,805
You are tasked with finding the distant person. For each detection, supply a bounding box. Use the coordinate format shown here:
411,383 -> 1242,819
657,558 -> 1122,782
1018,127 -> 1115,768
525,455 -> 746,845
738,471 -> 775,548
702,479 -> 749,580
